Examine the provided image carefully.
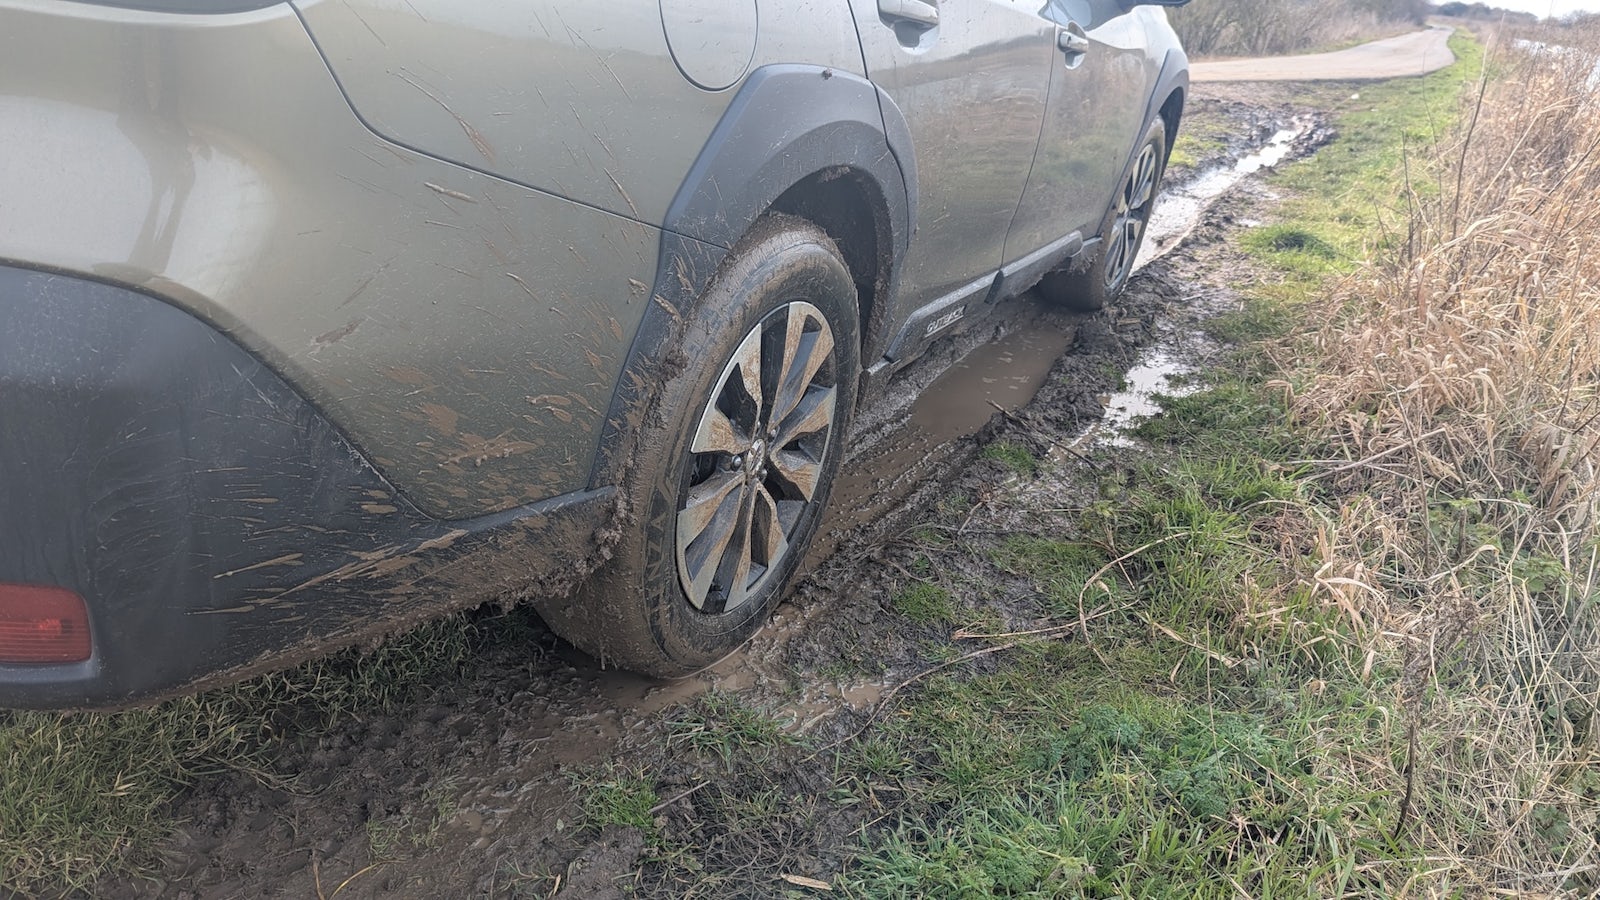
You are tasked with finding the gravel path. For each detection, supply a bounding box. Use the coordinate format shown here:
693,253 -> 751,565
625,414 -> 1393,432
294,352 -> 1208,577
1192,25 -> 1456,82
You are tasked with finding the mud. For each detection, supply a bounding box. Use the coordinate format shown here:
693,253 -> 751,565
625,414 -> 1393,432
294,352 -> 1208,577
98,84 -> 1331,900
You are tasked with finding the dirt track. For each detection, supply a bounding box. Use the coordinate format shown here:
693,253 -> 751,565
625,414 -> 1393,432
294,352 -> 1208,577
1192,25 -> 1456,81
85,79 -> 1355,899
99,35 -> 1465,896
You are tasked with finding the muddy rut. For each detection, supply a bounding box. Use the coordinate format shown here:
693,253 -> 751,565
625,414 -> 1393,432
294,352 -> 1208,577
103,84 -> 1334,900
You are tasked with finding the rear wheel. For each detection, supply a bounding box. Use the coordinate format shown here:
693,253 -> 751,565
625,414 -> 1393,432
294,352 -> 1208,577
1038,116 -> 1168,312
542,217 -> 859,675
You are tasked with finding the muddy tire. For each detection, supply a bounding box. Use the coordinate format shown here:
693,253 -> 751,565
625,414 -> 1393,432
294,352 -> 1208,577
1038,117 -> 1168,312
544,216 -> 859,676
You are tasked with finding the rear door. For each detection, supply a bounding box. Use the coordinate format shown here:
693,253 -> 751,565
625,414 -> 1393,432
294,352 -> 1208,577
1003,1 -> 1161,260
849,0 -> 1054,331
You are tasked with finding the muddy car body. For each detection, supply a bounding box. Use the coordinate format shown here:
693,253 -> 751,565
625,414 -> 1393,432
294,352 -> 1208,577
0,0 -> 1188,708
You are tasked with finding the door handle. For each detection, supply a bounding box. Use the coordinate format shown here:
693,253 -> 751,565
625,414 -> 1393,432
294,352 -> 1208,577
1058,24 -> 1089,68
879,0 -> 939,29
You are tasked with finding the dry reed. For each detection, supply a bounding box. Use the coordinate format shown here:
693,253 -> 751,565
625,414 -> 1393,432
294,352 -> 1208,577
1284,30 -> 1600,894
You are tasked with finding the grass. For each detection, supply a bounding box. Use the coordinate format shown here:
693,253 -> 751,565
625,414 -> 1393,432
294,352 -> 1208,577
0,610 -> 516,894
664,691 -> 794,768
891,583 -> 957,625
983,440 -> 1040,477
1166,114 -> 1234,172
576,25 -> 1600,899
367,776 -> 458,861
578,765 -> 661,837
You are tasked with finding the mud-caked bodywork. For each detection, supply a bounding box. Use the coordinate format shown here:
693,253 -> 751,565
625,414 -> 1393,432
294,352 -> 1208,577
0,0 -> 1187,708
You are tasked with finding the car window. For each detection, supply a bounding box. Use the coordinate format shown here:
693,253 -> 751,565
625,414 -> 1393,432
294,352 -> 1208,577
1038,0 -> 1093,25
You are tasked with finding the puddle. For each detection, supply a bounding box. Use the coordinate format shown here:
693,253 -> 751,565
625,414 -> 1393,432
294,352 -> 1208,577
1058,347 -> 1200,454
1136,116 -> 1316,269
814,117 -> 1318,537
815,302 -> 1077,558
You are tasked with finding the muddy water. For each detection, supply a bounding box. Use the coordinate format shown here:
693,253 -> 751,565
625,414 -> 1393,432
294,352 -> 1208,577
815,302 -> 1079,558
1137,116 -> 1315,269
1061,348 -> 1200,453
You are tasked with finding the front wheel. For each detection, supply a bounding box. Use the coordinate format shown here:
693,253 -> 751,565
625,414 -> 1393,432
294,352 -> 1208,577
541,216 -> 860,675
1038,116 -> 1169,312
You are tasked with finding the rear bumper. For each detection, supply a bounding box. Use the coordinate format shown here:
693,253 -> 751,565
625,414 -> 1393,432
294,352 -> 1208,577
0,264 -> 614,709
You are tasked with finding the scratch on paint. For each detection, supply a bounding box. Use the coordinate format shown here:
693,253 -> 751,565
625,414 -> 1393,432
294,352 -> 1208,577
424,181 -> 476,203
214,553 -> 304,580
397,68 -> 497,164
602,168 -> 639,218
314,319 -> 364,346
506,272 -> 538,300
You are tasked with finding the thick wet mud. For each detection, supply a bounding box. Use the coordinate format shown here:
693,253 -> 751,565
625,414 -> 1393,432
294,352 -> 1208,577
102,86 -> 1333,900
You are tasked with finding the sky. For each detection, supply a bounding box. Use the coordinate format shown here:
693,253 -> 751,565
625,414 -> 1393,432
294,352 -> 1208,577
1465,0 -> 1600,17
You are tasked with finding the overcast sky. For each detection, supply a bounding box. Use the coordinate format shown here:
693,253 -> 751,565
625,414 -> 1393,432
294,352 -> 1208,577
1463,0 -> 1600,16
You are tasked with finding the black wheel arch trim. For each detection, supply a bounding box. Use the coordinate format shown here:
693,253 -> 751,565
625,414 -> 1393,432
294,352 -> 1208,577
1149,49 -> 1190,163
588,64 -> 916,492
663,63 -> 915,262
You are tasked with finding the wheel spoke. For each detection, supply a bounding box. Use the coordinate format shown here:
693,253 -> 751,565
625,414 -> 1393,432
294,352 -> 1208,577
731,326 -> 764,413
770,307 -> 835,426
774,385 -> 836,448
752,484 -> 788,570
718,489 -> 758,613
679,472 -> 747,609
1105,227 -> 1129,286
692,407 -> 749,455
678,468 -> 743,544
771,449 -> 823,500
1133,153 -> 1157,208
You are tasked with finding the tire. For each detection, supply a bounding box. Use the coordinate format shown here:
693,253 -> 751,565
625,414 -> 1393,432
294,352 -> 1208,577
1038,116 -> 1169,312
543,216 -> 860,675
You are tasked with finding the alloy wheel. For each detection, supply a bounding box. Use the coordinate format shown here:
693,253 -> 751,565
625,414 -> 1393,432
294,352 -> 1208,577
1103,141 -> 1160,292
675,301 -> 837,614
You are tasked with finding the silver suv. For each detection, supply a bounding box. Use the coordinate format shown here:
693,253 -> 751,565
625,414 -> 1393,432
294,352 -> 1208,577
0,0 -> 1188,708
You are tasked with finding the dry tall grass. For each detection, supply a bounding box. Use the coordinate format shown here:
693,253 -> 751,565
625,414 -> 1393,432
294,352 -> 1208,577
1285,31 -> 1600,893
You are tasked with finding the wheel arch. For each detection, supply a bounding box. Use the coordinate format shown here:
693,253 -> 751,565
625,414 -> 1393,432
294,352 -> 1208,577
767,168 -> 894,367
1157,87 -> 1186,166
588,64 -> 915,491
1147,49 -> 1191,166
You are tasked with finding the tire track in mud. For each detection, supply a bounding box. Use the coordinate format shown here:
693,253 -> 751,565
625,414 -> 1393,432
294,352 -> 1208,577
107,91 -> 1333,900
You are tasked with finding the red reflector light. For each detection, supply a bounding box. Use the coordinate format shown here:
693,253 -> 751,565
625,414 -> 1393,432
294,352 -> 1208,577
0,583 -> 92,664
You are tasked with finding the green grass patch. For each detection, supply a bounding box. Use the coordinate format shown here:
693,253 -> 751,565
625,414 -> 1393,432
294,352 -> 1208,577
577,765 -> 661,838
1241,31 -> 1484,308
983,440 -> 1040,477
1167,115 -> 1232,171
665,692 -> 794,768
891,583 -> 957,625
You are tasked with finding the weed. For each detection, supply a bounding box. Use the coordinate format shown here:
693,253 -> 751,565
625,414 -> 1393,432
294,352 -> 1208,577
576,766 -> 660,838
891,583 -> 957,625
665,692 -> 793,768
982,440 -> 1039,477
367,777 -> 458,860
